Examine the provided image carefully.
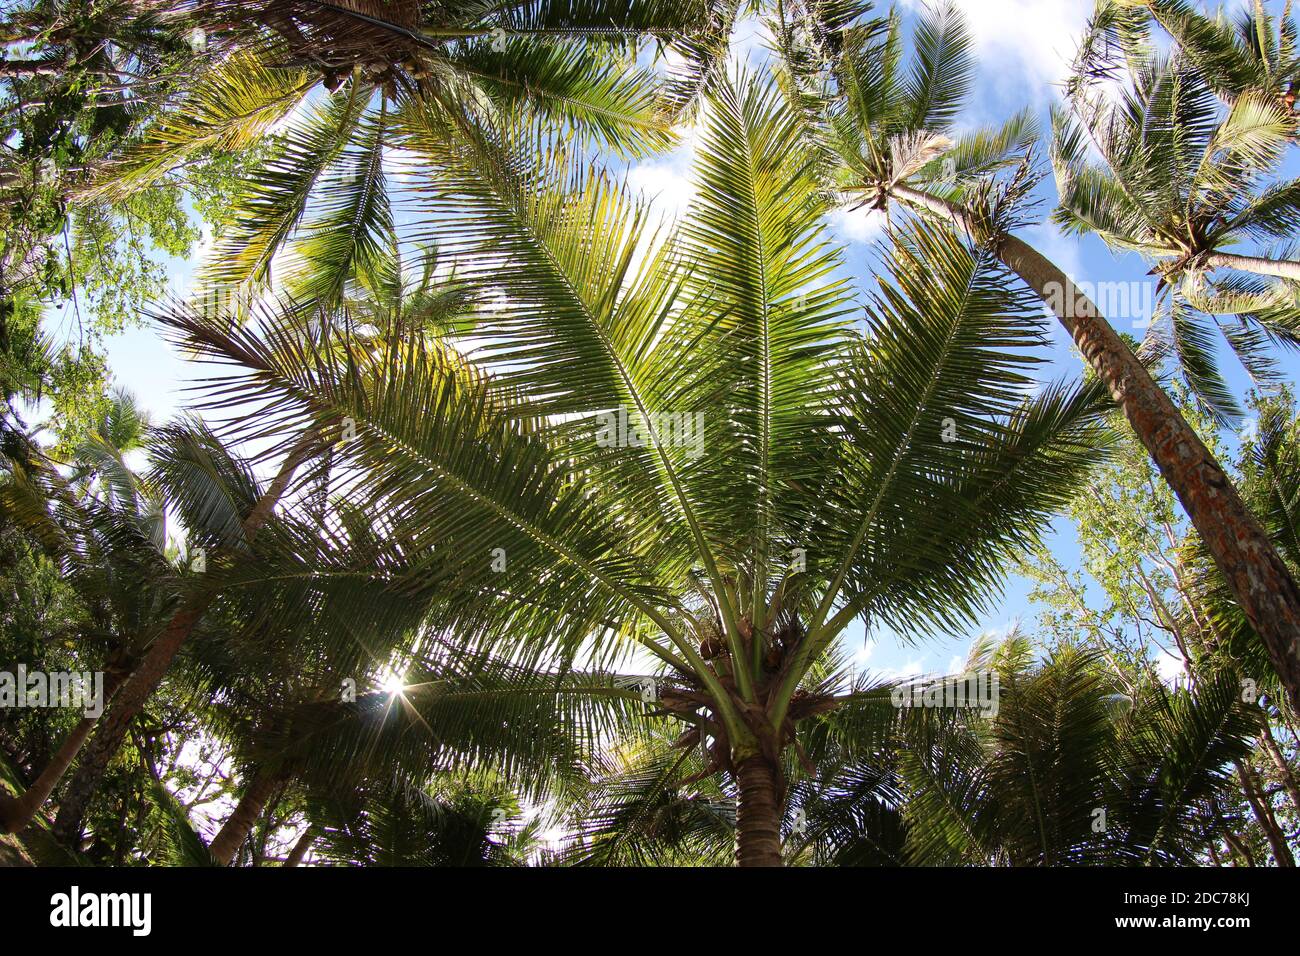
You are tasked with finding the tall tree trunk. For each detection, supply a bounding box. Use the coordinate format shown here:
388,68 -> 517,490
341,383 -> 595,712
0,670 -> 124,833
1235,757 -> 1295,867
209,768 -> 284,866
0,716 -> 97,834
284,827 -> 315,867
735,756 -> 783,867
0,58 -> 66,78
889,184 -> 1300,718
49,431 -> 320,846
1204,252 -> 1300,281
1257,720 -> 1300,815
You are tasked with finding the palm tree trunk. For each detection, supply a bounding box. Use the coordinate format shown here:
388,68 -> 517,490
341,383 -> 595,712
0,59 -> 65,78
210,768 -> 284,866
284,827 -> 315,867
1257,720 -> 1300,815
51,604 -> 206,846
0,670 -> 124,834
735,756 -> 783,867
1235,757 -> 1295,867
0,717 -> 96,834
1204,252 -> 1300,281
889,184 -> 1300,717
49,431 -> 321,846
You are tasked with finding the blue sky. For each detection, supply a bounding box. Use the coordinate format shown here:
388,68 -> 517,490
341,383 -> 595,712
79,1 -> 1300,684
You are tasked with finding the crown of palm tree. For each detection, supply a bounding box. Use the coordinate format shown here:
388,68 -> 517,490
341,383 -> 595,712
1080,1 -> 1300,114
768,0 -> 1037,219
154,69 -> 1111,863
787,639 -> 1257,866
86,0 -> 733,308
1054,47 -> 1300,423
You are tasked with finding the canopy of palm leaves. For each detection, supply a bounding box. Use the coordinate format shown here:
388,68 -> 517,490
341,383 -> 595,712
153,67 -> 1110,864
1054,43 -> 1300,422
1081,1 -> 1300,113
798,639 -> 1257,866
85,0 -> 734,311
768,0 -> 1038,227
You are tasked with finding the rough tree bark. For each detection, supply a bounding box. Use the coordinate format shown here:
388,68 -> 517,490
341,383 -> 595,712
283,827 -> 315,867
0,672 -> 124,833
1204,252 -> 1300,281
735,755 -> 784,867
1235,758 -> 1295,867
890,184 -> 1300,718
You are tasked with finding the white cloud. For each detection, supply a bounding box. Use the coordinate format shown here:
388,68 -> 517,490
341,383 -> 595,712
627,157 -> 695,220
383,145 -> 423,187
903,0 -> 1088,97
728,17 -> 775,71
828,206 -> 888,244
874,657 -> 927,683
853,639 -> 878,667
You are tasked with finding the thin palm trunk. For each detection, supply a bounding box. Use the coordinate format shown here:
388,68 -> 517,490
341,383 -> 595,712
0,671 -> 124,833
0,718 -> 96,834
1235,757 -> 1295,867
889,184 -> 1300,717
49,431 -> 320,846
209,767 -> 284,866
1257,721 -> 1300,815
735,756 -> 783,867
283,827 -> 315,867
1204,252 -> 1300,281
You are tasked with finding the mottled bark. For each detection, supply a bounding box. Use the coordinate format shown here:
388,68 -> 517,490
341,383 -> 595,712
0,716 -> 97,834
735,756 -> 783,867
0,58 -> 65,77
1235,758 -> 1294,867
1257,721 -> 1300,815
890,184 -> 1300,718
1204,252 -> 1300,281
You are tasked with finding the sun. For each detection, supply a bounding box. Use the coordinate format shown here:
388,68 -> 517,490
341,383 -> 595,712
378,671 -> 406,696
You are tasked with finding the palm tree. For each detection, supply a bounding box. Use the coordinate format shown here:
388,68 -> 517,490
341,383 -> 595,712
307,776 -> 544,867
767,0 -> 1300,718
1052,51 -> 1300,423
1080,0 -> 1300,119
48,419 -> 326,844
793,638 -> 1257,866
574,635 -> 1259,866
151,617 -> 641,864
45,234 -> 481,843
86,0 -> 728,305
37,0 -> 725,833
239,641 -> 648,866
157,73 -> 1111,865
0,391 -> 179,833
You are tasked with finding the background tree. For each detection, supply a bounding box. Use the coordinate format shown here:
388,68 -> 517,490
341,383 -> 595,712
1021,382 -> 1300,865
761,0 -> 1300,716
